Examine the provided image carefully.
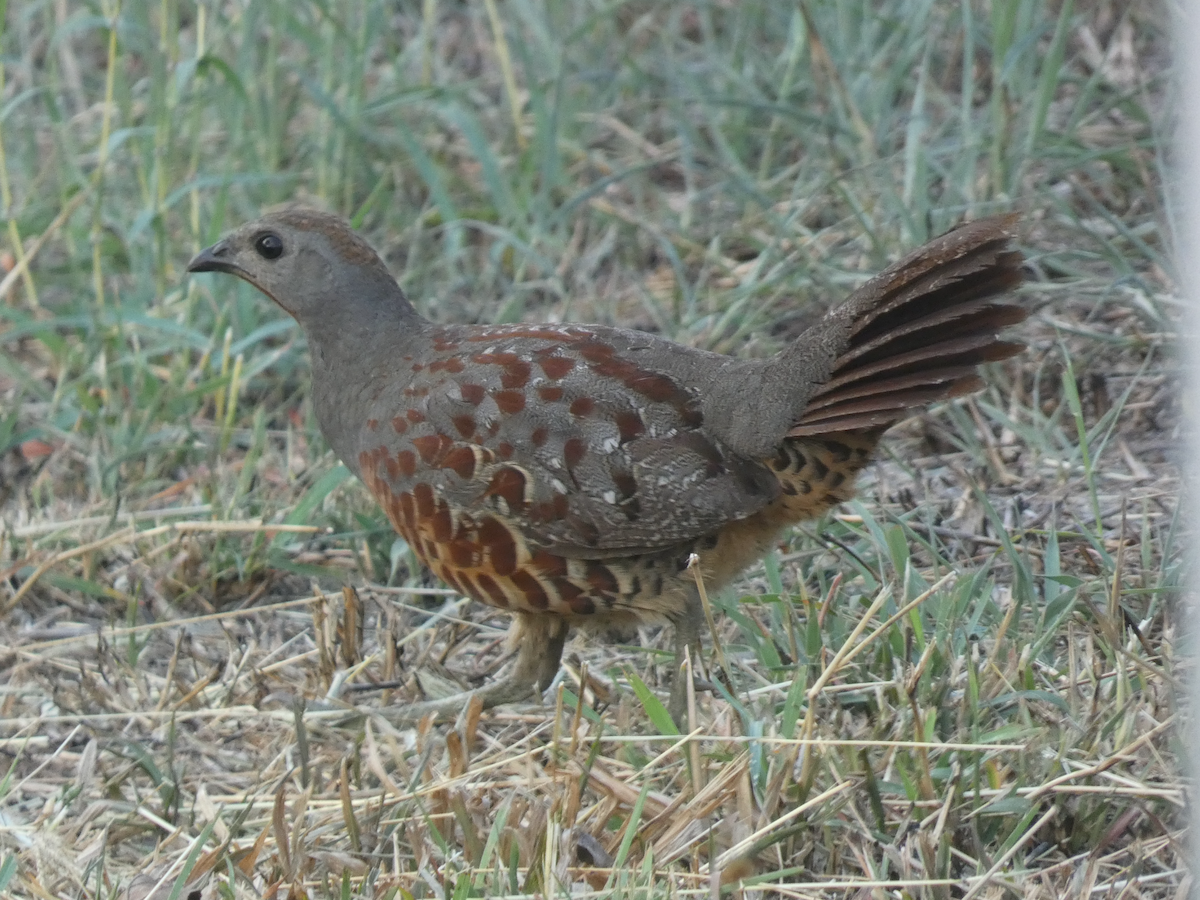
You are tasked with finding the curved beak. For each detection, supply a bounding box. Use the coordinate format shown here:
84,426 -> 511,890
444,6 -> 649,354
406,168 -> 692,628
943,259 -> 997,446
186,239 -> 239,275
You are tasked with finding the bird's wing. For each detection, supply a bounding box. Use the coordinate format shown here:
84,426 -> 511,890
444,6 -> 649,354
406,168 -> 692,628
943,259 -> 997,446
357,324 -> 779,557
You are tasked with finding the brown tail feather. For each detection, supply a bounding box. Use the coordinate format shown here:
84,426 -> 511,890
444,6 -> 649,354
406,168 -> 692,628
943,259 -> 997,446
850,257 -> 1024,346
789,378 -> 984,434
839,301 -> 1028,371
816,334 -> 1025,401
789,215 -> 1026,437
800,365 -> 981,414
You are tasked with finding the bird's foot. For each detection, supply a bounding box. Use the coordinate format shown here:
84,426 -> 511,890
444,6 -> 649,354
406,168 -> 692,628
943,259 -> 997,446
369,674 -> 543,726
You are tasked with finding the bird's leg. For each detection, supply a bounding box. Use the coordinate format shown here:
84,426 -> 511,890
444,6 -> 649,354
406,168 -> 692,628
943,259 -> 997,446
485,611 -> 570,700
373,612 -> 570,725
667,585 -> 705,726
532,615 -> 571,692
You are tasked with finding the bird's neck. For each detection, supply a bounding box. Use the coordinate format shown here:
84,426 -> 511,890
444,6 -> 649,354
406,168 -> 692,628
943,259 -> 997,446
303,282 -> 429,474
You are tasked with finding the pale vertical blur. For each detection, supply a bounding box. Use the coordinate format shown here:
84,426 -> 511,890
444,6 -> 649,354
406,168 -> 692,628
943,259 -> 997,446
1176,1 -> 1200,893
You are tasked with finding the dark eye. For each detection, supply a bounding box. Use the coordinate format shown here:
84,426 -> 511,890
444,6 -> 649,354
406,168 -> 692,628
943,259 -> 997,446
254,232 -> 284,260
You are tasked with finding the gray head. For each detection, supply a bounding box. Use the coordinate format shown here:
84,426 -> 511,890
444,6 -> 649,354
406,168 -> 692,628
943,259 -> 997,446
186,208 -> 413,323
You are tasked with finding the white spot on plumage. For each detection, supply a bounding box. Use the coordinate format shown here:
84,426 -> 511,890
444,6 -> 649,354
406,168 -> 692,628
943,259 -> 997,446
477,395 -> 499,424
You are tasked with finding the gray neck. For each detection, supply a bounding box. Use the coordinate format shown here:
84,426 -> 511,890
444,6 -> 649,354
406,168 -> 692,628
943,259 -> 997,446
301,277 -> 427,475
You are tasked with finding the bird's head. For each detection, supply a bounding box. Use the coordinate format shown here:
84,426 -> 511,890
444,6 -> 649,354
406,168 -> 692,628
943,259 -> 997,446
186,208 -> 401,322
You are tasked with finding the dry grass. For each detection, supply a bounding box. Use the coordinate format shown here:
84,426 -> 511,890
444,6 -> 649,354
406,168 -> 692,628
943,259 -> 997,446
0,1 -> 1183,898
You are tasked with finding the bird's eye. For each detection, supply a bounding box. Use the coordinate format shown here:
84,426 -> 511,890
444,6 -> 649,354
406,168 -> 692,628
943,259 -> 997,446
254,232 -> 284,260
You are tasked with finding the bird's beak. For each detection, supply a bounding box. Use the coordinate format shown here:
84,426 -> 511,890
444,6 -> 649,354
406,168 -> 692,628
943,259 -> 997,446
186,239 -> 240,275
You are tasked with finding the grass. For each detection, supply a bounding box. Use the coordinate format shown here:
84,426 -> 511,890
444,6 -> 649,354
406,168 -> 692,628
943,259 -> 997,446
0,1 -> 1181,897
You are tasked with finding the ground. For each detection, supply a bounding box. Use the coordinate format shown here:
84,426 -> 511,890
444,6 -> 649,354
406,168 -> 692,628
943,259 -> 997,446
0,2 -> 1183,898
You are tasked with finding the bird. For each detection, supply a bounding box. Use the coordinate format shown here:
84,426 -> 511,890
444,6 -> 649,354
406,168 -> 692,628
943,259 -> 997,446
187,208 -> 1026,722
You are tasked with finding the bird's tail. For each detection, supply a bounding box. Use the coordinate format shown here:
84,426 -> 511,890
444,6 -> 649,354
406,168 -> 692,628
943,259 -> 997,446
787,215 -> 1026,437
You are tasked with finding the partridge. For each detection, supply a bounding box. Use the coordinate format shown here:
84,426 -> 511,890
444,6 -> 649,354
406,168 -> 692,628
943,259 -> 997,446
188,209 -> 1026,720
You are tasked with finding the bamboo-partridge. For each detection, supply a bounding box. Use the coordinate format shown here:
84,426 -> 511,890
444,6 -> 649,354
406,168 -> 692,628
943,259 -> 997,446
188,210 -> 1026,720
